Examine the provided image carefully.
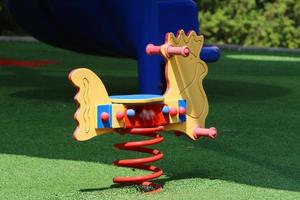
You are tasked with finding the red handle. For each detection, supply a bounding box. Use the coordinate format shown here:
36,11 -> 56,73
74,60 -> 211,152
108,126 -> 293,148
165,45 -> 189,57
146,44 -> 162,55
193,127 -> 217,139
146,44 -> 190,57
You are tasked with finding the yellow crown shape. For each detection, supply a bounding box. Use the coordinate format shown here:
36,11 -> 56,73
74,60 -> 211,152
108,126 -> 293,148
167,30 -> 204,60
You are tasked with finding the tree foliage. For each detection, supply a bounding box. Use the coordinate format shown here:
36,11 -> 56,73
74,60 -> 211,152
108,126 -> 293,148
197,0 -> 300,48
0,0 -> 25,35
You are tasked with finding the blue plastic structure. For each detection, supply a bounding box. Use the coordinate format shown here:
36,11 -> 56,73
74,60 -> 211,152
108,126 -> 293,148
5,0 -> 220,94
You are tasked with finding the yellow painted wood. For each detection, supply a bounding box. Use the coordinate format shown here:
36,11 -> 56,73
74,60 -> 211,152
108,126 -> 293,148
68,68 -> 114,141
162,30 -> 209,140
111,104 -> 126,128
164,100 -> 180,123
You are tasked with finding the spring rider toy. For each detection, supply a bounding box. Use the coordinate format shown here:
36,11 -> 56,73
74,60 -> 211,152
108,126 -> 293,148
69,30 -> 217,193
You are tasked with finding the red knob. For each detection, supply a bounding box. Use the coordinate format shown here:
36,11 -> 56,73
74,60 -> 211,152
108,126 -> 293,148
169,107 -> 178,116
116,111 -> 124,121
101,112 -> 110,122
178,107 -> 186,115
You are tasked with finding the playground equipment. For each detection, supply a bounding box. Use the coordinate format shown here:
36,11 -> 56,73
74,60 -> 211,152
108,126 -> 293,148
69,30 -> 217,193
5,0 -> 220,94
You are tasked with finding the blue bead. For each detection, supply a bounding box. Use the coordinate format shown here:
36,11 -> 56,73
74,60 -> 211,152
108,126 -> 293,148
162,106 -> 170,114
126,109 -> 136,117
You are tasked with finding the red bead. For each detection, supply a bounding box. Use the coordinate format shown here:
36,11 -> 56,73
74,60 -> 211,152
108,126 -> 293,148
101,112 -> 110,121
116,111 -> 124,120
179,107 -> 186,115
183,47 -> 189,55
169,107 -> 178,116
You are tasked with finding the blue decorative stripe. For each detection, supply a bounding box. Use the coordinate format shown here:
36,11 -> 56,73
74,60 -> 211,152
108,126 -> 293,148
178,99 -> 186,122
109,94 -> 163,100
97,104 -> 112,128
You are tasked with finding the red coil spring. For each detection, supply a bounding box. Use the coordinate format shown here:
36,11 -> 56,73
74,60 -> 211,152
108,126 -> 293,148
113,126 -> 164,193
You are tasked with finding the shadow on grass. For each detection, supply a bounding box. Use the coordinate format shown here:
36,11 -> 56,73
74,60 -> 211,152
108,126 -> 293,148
0,66 -> 139,97
0,70 -> 291,103
9,78 -> 291,103
80,184 -> 129,193
0,65 -> 299,194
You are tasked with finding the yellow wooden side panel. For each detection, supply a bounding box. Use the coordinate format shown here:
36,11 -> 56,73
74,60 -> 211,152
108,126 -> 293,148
68,68 -> 113,141
111,104 -> 126,128
164,100 -> 179,123
163,31 -> 209,140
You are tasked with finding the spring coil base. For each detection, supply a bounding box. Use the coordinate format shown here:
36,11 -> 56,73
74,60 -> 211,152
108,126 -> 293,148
113,126 -> 164,193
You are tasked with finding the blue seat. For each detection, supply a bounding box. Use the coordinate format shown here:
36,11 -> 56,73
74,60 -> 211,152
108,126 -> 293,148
110,94 -> 164,104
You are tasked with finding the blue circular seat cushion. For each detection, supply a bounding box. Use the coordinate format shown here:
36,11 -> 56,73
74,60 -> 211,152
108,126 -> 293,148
109,94 -> 164,104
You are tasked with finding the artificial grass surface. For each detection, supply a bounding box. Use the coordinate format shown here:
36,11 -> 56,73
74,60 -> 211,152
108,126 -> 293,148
0,42 -> 299,199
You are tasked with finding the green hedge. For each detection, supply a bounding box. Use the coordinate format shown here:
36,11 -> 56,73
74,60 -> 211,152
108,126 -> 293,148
197,0 -> 300,48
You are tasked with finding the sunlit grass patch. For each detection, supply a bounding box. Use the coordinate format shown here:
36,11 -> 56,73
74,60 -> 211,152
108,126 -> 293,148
226,54 -> 300,62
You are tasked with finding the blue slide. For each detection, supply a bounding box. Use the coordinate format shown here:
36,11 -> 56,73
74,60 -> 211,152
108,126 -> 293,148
5,0 -> 220,94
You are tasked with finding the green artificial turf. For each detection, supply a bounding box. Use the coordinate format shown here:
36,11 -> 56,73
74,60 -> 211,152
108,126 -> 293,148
0,42 -> 299,200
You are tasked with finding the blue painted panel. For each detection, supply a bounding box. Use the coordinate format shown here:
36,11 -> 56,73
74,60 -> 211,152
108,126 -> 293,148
97,104 -> 112,128
178,99 -> 186,122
